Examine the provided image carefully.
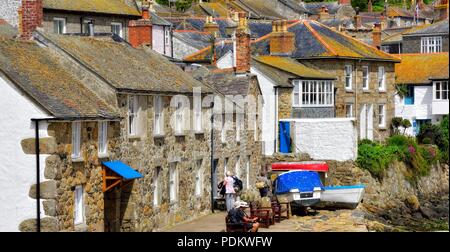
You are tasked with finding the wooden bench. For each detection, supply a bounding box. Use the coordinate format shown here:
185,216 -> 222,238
249,202 -> 274,228
272,201 -> 290,222
225,216 -> 250,232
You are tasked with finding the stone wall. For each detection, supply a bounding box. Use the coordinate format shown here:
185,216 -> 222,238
304,59 -> 396,141
326,160 -> 449,217
0,0 -> 21,27
278,88 -> 293,119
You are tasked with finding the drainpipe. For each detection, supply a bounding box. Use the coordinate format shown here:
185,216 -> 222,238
170,27 -> 174,59
33,119 -> 41,232
210,102 -> 215,213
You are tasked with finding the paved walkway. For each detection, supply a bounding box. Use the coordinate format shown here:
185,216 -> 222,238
163,211 -> 300,232
162,208 -> 369,232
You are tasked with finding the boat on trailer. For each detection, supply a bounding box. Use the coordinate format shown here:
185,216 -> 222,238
274,171 -> 323,207
320,185 -> 366,209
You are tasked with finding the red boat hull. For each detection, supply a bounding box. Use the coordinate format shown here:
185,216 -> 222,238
271,162 -> 329,172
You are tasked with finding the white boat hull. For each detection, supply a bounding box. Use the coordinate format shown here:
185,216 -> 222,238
277,190 -> 321,207
320,187 -> 365,208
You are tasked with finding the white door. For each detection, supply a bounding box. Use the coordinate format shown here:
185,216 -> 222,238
359,104 -> 367,139
367,104 -> 374,140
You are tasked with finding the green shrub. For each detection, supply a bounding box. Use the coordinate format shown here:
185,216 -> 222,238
357,142 -> 399,179
422,137 -> 432,145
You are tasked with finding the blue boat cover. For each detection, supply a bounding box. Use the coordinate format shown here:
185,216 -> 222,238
275,171 -> 323,194
323,185 -> 366,190
102,161 -> 143,180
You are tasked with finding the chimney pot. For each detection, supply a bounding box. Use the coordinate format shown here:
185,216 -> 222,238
270,20 -> 295,56
142,5 -> 150,20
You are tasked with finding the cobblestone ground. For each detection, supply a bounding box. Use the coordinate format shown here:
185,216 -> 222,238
162,208 -> 368,232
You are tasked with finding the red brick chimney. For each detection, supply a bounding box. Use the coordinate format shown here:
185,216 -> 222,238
269,20 -> 295,56
235,12 -> 251,74
18,0 -> 43,40
338,0 -> 351,5
319,5 -> 330,21
368,0 -> 373,12
128,5 -> 152,48
372,23 -> 381,49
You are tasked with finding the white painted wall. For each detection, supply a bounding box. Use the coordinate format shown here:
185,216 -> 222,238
395,85 -> 433,136
286,118 -> 358,161
432,100 -> 449,115
152,25 -> 171,57
0,76 -> 51,231
251,67 -> 277,156
216,51 -> 233,69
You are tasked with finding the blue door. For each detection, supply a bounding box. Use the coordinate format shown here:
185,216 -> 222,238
279,121 -> 291,153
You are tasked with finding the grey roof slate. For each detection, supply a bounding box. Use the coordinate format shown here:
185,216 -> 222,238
403,20 -> 449,36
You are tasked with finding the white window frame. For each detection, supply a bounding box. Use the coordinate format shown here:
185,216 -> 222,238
434,81 -> 449,101
154,96 -> 164,136
169,163 -> 179,203
293,81 -> 300,107
153,167 -> 161,207
378,66 -> 386,91
194,96 -> 202,133
345,65 -> 353,90
53,17 -> 66,34
224,157 -> 228,174
294,80 -> 334,107
98,121 -> 108,156
245,156 -> 250,189
164,27 -> 170,45
221,114 -> 226,143
235,156 -> 240,179
175,101 -> 184,135
362,66 -> 369,90
421,36 -> 442,53
111,22 -> 123,38
378,104 -> 386,128
128,95 -> 139,136
72,122 -> 81,159
83,19 -> 93,34
195,160 -> 203,197
235,113 -> 243,142
346,104 -> 353,118
381,45 -> 390,53
74,185 -> 84,225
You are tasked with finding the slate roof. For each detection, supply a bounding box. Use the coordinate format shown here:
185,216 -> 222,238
167,18 -> 233,38
403,20 -> 449,36
201,71 -> 256,97
42,32 -> 212,94
254,56 -> 336,81
43,0 -> 141,16
184,39 -> 233,62
252,59 -> 296,87
303,2 -> 340,15
231,0 -> 286,19
173,31 -> 212,50
0,39 -> 118,119
382,25 -> 427,44
0,20 -> 17,39
278,0 -> 310,14
250,20 -> 399,61
185,20 -> 399,62
395,53 -> 449,84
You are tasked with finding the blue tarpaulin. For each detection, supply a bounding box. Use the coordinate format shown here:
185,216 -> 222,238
275,171 -> 323,194
102,161 -> 143,180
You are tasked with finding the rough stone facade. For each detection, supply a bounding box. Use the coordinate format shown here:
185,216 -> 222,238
42,11 -> 135,40
0,0 -> 21,27
303,59 -> 396,141
402,34 -> 449,53
277,88 -> 293,120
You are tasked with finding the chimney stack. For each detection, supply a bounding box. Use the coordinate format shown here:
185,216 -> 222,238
269,20 -> 295,56
338,0 -> 350,5
128,4 -> 153,48
319,5 -> 330,21
204,16 -> 220,37
354,7 -> 361,29
18,0 -> 43,40
235,12 -> 251,74
372,23 -> 381,49
368,0 -> 373,13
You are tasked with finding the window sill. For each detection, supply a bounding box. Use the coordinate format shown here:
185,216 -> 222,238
174,132 -> 186,137
345,89 -> 354,93
194,131 -> 204,135
379,126 -> 387,130
153,134 -> 166,139
378,90 -> 387,93
72,157 -> 84,163
128,135 -> 142,140
362,89 -> 370,93
98,153 -> 109,159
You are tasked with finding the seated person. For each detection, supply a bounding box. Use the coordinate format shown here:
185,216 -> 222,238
227,201 -> 259,232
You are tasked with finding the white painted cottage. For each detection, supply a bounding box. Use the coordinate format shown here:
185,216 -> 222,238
395,53 -> 449,135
